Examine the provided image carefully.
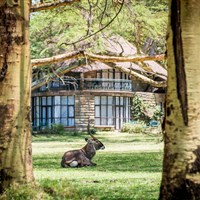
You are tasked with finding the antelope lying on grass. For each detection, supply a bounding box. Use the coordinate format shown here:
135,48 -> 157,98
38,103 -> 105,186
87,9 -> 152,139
61,134 -> 105,168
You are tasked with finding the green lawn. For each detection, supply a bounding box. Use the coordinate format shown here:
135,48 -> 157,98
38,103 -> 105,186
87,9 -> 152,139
31,132 -> 163,200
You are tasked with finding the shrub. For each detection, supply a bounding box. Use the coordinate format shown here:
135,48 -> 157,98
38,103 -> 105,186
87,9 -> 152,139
131,95 -> 151,124
121,121 -> 146,134
90,128 -> 97,135
37,124 -> 65,135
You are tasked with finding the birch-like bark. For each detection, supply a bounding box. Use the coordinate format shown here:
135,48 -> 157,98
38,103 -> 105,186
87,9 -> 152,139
159,0 -> 200,199
0,0 -> 34,192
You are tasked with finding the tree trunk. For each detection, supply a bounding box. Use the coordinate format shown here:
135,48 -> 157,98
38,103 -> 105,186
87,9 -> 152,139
0,0 -> 34,192
159,0 -> 200,199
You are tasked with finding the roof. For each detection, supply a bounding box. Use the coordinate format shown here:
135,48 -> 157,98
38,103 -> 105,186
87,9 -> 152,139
71,35 -> 167,79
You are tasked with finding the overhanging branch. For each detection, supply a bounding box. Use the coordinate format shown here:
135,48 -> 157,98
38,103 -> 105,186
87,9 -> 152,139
32,59 -> 86,91
31,0 -> 80,12
106,63 -> 166,88
31,51 -> 166,67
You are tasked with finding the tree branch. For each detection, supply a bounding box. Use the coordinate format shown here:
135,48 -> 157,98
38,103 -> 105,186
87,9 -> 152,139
32,59 -> 86,91
31,51 -> 166,67
106,63 -> 166,88
32,58 -> 166,91
31,0 -> 80,13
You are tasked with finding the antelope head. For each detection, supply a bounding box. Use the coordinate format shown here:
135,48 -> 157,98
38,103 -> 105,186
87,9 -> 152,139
85,134 -> 105,150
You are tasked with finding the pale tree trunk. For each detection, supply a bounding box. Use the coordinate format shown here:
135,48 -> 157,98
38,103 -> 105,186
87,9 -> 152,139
159,0 -> 200,199
0,0 -> 34,192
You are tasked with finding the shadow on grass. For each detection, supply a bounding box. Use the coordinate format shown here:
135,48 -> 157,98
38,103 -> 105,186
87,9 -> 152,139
33,151 -> 162,173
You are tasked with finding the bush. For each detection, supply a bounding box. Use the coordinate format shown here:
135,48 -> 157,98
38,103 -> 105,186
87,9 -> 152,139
131,95 -> 151,124
38,124 -> 65,134
121,121 -> 146,134
89,128 -> 97,135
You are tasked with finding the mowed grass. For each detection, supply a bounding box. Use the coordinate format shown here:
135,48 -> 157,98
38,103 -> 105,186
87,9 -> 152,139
32,132 -> 163,200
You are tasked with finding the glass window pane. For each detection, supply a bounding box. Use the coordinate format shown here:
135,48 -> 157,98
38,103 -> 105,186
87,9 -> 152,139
101,118 -> 107,125
68,96 -> 74,105
55,96 -> 60,105
95,106 -> 100,117
95,96 -> 100,105
47,119 -> 51,126
54,106 -> 60,118
42,107 -> 46,118
108,97 -> 113,104
40,85 -> 47,91
61,106 -> 68,117
69,106 -> 74,117
52,81 -> 60,88
95,118 -> 100,125
55,118 -> 61,124
108,118 -> 113,125
47,107 -> 52,118
108,106 -> 113,117
101,106 -> 106,117
116,97 -> 119,105
42,118 -> 47,126
36,106 -> 40,118
120,97 -> 123,105
42,97 -> 46,105
101,96 -> 107,104
61,118 -> 67,126
68,118 -> 75,126
36,119 -> 40,126
47,97 -> 52,105
61,96 -> 68,105
36,97 -> 40,106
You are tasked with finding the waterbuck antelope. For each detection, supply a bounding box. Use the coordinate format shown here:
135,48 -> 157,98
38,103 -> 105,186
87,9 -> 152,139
61,134 -> 105,168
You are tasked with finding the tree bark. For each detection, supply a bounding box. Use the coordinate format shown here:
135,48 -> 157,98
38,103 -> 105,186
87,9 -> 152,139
0,0 -> 34,192
159,0 -> 200,199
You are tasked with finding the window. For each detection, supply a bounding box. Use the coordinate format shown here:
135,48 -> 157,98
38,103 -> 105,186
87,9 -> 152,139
32,96 -> 75,129
96,69 -> 129,80
94,96 -> 131,128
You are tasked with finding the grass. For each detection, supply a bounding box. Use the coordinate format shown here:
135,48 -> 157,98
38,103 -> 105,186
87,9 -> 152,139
31,132 -> 163,200
0,132 -> 163,199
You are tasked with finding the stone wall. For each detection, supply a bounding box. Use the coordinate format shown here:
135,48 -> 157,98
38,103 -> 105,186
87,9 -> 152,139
75,92 -> 95,132
134,92 -> 165,106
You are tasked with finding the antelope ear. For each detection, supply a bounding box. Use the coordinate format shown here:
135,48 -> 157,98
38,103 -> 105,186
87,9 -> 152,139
85,138 -> 88,142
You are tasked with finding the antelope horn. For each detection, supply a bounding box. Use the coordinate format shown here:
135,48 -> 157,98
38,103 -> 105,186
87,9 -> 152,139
89,133 -> 96,139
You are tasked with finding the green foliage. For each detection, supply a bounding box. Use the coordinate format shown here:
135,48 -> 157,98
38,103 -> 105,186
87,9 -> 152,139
36,124 -> 65,135
121,121 -> 146,134
30,0 -> 168,59
152,105 -> 164,121
89,128 -> 97,135
131,95 -> 164,126
131,95 -> 151,123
